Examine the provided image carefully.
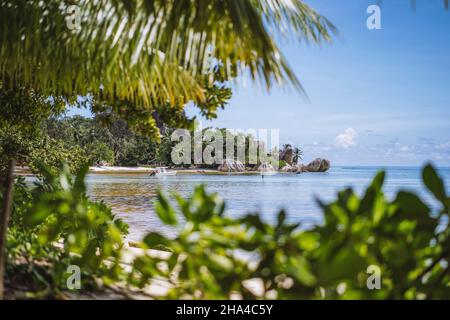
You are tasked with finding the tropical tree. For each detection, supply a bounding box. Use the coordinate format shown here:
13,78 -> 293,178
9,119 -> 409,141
293,147 -> 304,164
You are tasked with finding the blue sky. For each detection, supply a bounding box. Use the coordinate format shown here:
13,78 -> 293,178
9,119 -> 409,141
188,0 -> 450,166
69,0 -> 450,166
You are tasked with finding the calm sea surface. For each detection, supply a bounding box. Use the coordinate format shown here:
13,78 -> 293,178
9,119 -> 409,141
85,166 -> 450,241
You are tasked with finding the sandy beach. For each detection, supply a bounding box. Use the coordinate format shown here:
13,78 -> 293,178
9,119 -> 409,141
88,166 -> 266,175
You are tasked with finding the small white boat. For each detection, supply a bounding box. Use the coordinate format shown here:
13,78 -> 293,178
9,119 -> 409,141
152,167 -> 177,177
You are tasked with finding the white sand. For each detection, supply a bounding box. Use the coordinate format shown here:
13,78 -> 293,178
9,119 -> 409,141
89,166 -> 155,173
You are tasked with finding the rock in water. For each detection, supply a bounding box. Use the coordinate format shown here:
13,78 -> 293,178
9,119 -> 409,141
280,164 -> 293,172
218,159 -> 245,172
298,158 -> 331,173
281,164 -> 300,172
318,159 -> 331,172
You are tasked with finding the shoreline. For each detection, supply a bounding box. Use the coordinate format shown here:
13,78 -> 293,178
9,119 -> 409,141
14,166 -> 287,176
88,166 -> 277,175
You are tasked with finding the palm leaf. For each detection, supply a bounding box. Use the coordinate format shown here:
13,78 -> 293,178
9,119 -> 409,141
0,0 -> 336,106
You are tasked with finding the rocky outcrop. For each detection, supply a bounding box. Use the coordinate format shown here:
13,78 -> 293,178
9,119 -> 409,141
297,158 -> 330,173
280,164 -> 297,172
279,144 -> 294,165
218,159 -> 245,172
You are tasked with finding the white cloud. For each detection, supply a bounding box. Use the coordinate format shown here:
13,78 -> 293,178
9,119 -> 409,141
435,141 -> 450,150
399,145 -> 410,152
335,128 -> 358,149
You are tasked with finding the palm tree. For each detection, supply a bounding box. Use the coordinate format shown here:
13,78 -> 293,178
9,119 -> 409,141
293,147 -> 304,164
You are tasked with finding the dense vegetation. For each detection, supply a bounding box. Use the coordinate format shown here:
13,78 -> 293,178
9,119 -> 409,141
2,163 -> 449,299
4,164 -> 128,298
0,84 -> 86,174
44,115 -> 161,167
2,114 -> 281,170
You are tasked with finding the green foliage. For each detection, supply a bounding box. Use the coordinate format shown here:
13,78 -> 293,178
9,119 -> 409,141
30,136 -> 88,174
182,127 -> 264,168
131,185 -> 315,299
293,147 -> 303,164
3,164 -> 128,296
86,141 -> 115,165
278,160 -> 287,169
0,84 -> 69,173
310,167 -> 444,299
42,117 -> 273,168
132,164 -> 450,299
91,69 -> 233,142
45,115 -> 162,167
0,84 -> 66,130
4,162 -> 450,299
0,125 -> 87,174
1,64 -> 234,170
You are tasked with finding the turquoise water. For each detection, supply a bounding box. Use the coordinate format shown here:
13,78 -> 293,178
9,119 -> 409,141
86,166 -> 450,241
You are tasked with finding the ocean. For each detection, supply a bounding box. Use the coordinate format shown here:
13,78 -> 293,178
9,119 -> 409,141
86,166 -> 450,241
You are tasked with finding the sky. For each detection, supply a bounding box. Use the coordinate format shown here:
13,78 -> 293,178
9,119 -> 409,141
69,0 -> 450,166
188,0 -> 450,166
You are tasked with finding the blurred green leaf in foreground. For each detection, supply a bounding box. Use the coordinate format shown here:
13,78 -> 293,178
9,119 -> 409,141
133,163 -> 450,299
3,163 -> 450,299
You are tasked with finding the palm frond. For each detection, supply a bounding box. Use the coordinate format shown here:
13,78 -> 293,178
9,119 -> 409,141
0,0 -> 336,106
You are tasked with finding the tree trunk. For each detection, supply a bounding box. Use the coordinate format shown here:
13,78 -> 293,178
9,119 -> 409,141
0,159 -> 15,300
